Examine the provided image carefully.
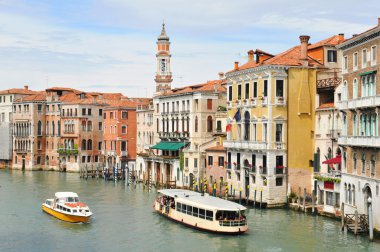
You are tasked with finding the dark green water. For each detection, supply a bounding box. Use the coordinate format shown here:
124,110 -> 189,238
0,169 -> 379,252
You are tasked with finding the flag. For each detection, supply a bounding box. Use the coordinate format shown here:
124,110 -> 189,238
226,124 -> 232,132
234,108 -> 241,122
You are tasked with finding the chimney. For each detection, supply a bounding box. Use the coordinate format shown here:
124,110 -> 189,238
299,35 -> 310,67
234,61 -> 239,70
255,50 -> 260,64
378,17 -> 380,27
247,50 -> 254,62
338,33 -> 345,42
24,85 -> 29,90
218,72 -> 225,80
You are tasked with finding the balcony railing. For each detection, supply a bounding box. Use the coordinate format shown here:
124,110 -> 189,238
121,151 -> 128,157
275,167 -> 286,175
223,140 -> 268,150
339,96 -> 380,110
219,219 -> 246,227
57,148 -> 78,155
275,96 -> 285,105
338,136 -> 380,148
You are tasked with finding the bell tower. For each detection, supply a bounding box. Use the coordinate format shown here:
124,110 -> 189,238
155,23 -> 172,94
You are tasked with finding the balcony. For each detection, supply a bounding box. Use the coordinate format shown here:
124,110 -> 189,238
338,136 -> 380,148
339,96 -> 380,110
273,142 -> 286,150
275,96 -> 285,105
223,140 -> 268,150
180,110 -> 190,114
57,148 -> 78,155
121,151 -> 128,157
259,166 -> 267,175
107,150 -> 116,156
275,166 -> 286,175
15,149 -> 30,154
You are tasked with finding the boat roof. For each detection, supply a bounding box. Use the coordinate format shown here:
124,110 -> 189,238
158,189 -> 247,211
55,192 -> 79,198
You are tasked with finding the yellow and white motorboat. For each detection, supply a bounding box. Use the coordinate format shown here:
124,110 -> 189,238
42,192 -> 93,223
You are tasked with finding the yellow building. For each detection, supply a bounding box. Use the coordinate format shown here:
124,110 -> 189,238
224,36 -> 322,206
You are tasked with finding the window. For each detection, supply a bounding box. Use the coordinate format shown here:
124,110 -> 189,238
122,111 -> 128,119
218,156 -> 224,167
206,210 -> 213,221
275,124 -> 283,142
343,56 -> 348,72
37,121 -> 42,136
371,45 -> 377,65
228,86 -> 232,101
245,83 -> 249,99
326,191 -> 334,206
216,121 -> 222,132
195,116 -> 198,132
121,126 -> 127,134
253,81 -> 257,98
194,158 -> 198,168
327,50 -> 337,62
110,112 -> 114,119
353,52 -> 358,70
185,158 -> 189,167
87,140 -> 92,150
276,80 -> 284,97
87,108 -> 92,116
121,141 -> 126,151
353,78 -> 358,99
38,104 -> 42,112
98,142 -> 102,150
263,80 -> 268,97
207,116 -> 213,132
362,49 -> 367,68
98,122 -> 102,131
237,84 -> 241,99
99,109 -> 103,116
82,108 -> 86,116
207,99 -> 212,110
276,177 -> 283,186
208,156 -> 213,166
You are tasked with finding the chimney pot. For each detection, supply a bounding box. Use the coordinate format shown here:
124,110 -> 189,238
24,85 -> 29,90
338,33 -> 345,41
234,61 -> 239,70
247,50 -> 254,62
299,35 -> 310,66
218,72 -> 225,80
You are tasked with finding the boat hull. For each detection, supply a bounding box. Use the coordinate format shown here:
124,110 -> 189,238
154,202 -> 248,234
42,205 -> 90,223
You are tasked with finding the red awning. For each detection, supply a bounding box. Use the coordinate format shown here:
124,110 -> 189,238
322,155 -> 341,164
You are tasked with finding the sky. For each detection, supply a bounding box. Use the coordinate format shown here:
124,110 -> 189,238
0,0 -> 379,97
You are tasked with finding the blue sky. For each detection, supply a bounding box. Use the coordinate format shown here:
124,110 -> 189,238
0,0 -> 379,97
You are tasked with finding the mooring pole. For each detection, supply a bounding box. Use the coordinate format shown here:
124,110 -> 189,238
368,197 -> 373,241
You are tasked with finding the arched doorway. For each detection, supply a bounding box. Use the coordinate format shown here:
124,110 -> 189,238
364,185 -> 372,214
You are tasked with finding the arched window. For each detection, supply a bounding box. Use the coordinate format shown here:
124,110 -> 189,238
244,111 -> 250,140
87,121 -> 92,131
207,116 -> 213,132
46,121 -> 49,135
343,80 -> 348,100
82,121 -> 86,131
52,121 -> 55,136
353,114 -> 357,136
353,78 -> 358,99
57,120 -> 61,136
82,139 -> 86,150
186,117 -> 190,132
348,184 -> 352,204
87,139 -> 92,150
195,116 -> 198,132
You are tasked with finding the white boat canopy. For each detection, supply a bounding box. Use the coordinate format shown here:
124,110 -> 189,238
55,192 -> 79,198
158,189 -> 247,211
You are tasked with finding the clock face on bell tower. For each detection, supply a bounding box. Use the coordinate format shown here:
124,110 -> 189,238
155,23 -> 172,93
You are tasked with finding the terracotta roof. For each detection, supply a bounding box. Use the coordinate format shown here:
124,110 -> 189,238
205,145 -> 225,152
317,102 -> 335,109
156,79 -> 226,98
105,98 -> 150,109
14,92 -> 47,102
46,87 -> 82,94
339,24 -> 380,45
308,35 -> 345,50
0,88 -> 37,95
263,45 -> 322,67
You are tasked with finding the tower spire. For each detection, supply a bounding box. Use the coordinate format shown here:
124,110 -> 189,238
155,22 -> 172,94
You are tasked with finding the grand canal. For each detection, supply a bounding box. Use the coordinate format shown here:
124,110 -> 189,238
0,169 -> 379,252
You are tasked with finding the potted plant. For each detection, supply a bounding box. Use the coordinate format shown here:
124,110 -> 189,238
288,191 -> 297,203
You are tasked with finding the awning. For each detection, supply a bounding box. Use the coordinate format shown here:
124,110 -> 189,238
151,141 -> 188,151
322,155 -> 341,165
358,70 -> 377,76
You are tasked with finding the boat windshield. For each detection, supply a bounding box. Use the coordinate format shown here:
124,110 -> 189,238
67,197 -> 79,202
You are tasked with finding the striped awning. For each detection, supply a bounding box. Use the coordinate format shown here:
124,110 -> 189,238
151,141 -> 188,151
358,70 -> 377,76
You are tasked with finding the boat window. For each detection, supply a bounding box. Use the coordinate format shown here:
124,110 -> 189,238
199,208 -> 205,219
73,209 -> 77,213
67,197 -> 79,202
206,210 -> 213,221
192,207 -> 199,217
186,206 -> 193,215
182,204 -> 187,214
176,202 -> 182,211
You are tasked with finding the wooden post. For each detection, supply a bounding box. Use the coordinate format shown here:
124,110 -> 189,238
254,189 -> 257,207
246,185 -> 250,205
341,202 -> 345,231
354,210 -> 358,235
260,189 -> 263,209
312,190 -> 315,214
298,187 -> 301,210
239,187 -> 242,205
303,188 -> 306,212
368,197 -> 373,241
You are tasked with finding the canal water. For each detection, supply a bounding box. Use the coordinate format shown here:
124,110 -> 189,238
0,169 -> 379,252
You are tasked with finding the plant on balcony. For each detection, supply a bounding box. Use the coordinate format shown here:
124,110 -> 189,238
276,165 -> 284,169
314,175 -> 341,184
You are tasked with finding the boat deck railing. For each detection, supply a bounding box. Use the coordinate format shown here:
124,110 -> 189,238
219,219 -> 246,227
